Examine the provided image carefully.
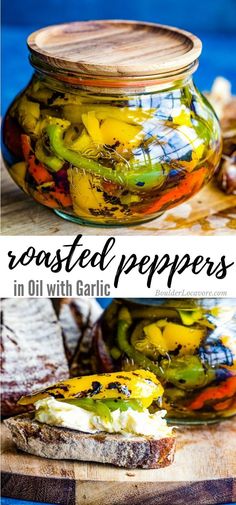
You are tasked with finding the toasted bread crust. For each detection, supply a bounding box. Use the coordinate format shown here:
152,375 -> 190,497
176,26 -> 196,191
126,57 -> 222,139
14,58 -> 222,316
1,299 -> 69,417
5,414 -> 175,469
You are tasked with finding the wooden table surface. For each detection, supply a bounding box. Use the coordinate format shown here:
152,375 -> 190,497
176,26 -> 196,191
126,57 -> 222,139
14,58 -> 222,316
1,418 -> 236,505
1,167 -> 236,236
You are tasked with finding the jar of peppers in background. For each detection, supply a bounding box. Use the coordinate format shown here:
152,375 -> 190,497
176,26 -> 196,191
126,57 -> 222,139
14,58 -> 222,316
2,20 -> 222,227
93,299 -> 236,423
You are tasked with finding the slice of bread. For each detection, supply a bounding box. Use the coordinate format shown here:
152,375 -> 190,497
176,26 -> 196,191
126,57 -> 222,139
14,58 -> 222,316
1,299 -> 69,417
5,414 -> 176,469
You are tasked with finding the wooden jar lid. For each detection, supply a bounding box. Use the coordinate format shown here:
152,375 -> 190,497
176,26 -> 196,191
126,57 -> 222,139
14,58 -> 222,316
27,20 -> 202,79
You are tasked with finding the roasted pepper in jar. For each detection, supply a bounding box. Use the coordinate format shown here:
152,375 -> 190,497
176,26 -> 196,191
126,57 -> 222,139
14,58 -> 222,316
2,21 -> 222,226
93,299 -> 236,423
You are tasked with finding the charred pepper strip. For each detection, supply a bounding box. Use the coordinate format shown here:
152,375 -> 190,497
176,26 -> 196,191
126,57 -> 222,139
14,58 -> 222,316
213,398 -> 236,412
21,134 -> 53,185
130,319 -> 151,349
21,134 -> 31,159
46,124 -> 165,191
143,166 -> 207,214
161,355 -> 216,390
117,309 -> 215,390
18,369 -> 163,407
188,376 -> 236,410
117,307 -> 165,380
35,139 -> 64,172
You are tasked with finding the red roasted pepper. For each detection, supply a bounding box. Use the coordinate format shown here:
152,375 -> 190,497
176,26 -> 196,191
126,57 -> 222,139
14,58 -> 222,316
30,187 -> 72,209
188,376 -> 236,411
3,115 -> 23,158
144,166 -> 207,215
21,134 -> 53,185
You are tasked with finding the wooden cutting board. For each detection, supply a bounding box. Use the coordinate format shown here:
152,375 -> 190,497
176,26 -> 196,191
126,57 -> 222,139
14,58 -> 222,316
1,167 -> 236,236
1,419 -> 236,505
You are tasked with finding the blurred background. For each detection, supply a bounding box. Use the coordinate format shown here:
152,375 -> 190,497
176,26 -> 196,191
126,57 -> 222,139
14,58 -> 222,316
2,0 -> 236,115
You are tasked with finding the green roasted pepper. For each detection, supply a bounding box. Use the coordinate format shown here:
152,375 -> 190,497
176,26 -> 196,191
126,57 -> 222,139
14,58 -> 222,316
130,319 -> 161,359
46,124 -> 165,191
117,307 -> 164,379
35,139 -> 64,171
63,397 -> 144,420
63,398 -> 112,422
100,399 -> 144,412
161,355 -> 216,390
178,309 -> 203,326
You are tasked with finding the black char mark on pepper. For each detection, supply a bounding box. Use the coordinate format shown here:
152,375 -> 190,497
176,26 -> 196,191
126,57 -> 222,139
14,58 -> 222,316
75,381 -> 103,398
47,92 -> 66,105
103,194 -> 121,205
106,382 -> 131,397
48,392 -> 65,399
57,384 -> 70,391
171,344 -> 182,356
45,384 -> 70,394
116,375 -> 132,380
89,208 -> 116,217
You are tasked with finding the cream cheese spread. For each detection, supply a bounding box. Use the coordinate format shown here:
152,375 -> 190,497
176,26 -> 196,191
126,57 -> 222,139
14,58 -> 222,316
35,397 -> 173,438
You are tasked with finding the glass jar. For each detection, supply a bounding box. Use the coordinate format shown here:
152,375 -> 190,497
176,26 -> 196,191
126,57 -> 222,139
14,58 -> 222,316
93,298 -> 236,423
2,21 -> 222,227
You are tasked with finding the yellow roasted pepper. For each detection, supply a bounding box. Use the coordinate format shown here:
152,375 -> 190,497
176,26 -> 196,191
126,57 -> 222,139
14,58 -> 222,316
67,168 -> 105,217
221,334 -> 236,369
35,116 -> 70,137
14,95 -> 40,135
173,125 -> 205,171
142,322 -> 169,355
66,111 -> 143,152
67,168 -> 130,219
178,309 -> 203,326
63,104 -> 154,125
142,321 -> 205,356
27,81 -> 54,104
66,128 -> 100,157
9,162 -> 28,193
162,322 -> 205,355
172,106 -> 193,127
82,111 -> 103,145
18,370 -> 164,408
100,118 -> 143,150
47,92 -> 84,106
13,93 -> 71,138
